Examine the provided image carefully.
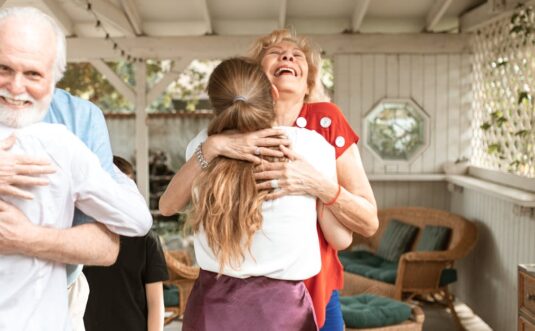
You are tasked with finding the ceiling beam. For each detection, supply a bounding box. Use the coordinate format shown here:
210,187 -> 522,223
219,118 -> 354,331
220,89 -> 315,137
67,34 -> 471,61
425,0 -> 453,32
119,0 -> 143,35
147,58 -> 192,105
41,0 -> 75,36
351,0 -> 370,32
75,0 -> 135,36
461,0 -> 535,32
279,0 -> 287,29
199,0 -> 212,34
89,59 -> 136,103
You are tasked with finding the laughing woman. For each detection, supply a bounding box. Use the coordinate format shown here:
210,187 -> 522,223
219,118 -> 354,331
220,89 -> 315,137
160,30 -> 378,331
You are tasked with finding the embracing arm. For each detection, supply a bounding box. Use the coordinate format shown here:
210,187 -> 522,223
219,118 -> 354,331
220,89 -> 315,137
256,144 -> 378,240
159,128 -> 289,216
0,199 -> 119,265
327,145 -> 378,237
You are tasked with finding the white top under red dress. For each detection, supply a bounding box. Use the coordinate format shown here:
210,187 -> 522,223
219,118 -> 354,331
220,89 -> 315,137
186,126 -> 336,280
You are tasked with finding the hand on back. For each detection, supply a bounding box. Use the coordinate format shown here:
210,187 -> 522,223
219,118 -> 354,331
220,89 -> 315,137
0,134 -> 56,199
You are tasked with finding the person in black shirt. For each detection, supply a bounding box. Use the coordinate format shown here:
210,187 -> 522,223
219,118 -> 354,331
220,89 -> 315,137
84,156 -> 169,331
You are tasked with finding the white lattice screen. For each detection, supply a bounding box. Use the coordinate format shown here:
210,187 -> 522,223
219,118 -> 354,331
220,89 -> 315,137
472,6 -> 535,178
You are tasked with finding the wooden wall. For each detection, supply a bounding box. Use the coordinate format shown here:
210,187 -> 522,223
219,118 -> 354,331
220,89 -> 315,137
451,189 -> 535,331
333,53 -> 472,210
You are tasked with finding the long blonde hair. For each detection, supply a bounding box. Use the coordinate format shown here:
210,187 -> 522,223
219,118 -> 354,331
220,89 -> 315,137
248,28 -> 330,103
188,57 -> 276,272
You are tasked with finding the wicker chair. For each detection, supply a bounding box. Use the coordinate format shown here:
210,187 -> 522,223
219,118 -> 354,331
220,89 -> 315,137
163,250 -> 200,325
341,207 -> 478,330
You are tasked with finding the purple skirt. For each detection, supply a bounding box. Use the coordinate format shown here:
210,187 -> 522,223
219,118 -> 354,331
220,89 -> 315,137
183,270 -> 318,331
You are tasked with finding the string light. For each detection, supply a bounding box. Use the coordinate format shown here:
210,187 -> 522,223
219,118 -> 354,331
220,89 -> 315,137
84,0 -> 143,63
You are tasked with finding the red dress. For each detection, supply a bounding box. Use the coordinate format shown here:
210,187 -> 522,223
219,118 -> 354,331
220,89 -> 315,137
294,102 -> 360,328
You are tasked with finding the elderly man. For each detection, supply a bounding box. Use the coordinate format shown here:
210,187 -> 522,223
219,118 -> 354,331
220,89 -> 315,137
0,6 -> 151,331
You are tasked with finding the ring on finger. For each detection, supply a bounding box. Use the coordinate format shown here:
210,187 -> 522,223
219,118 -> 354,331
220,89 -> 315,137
254,147 -> 261,156
270,179 -> 279,189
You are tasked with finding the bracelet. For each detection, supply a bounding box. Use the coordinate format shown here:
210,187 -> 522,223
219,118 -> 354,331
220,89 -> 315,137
194,143 -> 210,170
324,184 -> 341,206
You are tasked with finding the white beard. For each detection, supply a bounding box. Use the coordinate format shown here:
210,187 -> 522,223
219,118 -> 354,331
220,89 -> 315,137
0,89 -> 52,128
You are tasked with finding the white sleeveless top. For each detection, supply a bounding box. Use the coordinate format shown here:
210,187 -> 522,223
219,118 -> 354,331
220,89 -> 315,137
186,126 -> 336,280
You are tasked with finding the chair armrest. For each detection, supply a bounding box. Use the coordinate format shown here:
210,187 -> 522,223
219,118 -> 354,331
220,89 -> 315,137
394,253 -> 451,297
401,250 -> 454,262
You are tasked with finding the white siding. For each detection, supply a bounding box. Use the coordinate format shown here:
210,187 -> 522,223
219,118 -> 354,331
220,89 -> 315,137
451,189 -> 535,331
106,116 -> 211,170
334,53 -> 471,210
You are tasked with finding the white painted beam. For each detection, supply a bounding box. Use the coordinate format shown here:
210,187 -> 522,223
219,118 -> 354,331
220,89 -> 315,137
67,34 -> 472,61
147,58 -> 192,106
74,0 -> 135,36
351,0 -> 370,32
134,61 -> 149,203
279,0 -> 287,29
425,0 -> 453,32
89,60 -> 136,103
119,0 -> 143,35
199,0 -> 212,34
41,0 -> 74,36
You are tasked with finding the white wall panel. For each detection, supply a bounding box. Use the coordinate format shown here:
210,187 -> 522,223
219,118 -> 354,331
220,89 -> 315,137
105,115 -> 211,170
452,189 -> 535,331
334,53 -> 471,210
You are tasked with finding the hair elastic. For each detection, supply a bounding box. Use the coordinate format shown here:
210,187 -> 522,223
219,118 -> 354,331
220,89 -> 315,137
233,96 -> 247,102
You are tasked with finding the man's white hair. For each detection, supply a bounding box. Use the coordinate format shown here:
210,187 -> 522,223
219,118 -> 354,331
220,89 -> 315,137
0,6 -> 66,83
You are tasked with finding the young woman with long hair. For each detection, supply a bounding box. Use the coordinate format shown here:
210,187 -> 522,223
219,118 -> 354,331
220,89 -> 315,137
179,57 -> 349,331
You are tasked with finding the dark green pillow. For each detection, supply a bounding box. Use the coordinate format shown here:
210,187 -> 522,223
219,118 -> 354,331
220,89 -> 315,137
416,226 -> 451,251
163,284 -> 179,307
376,219 -> 418,262
340,294 -> 412,328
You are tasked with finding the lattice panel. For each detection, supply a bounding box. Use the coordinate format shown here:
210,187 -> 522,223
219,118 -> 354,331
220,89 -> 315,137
472,6 -> 535,178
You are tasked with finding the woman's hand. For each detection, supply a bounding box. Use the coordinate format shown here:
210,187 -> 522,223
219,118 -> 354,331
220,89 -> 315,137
254,145 -> 334,200
203,128 -> 291,164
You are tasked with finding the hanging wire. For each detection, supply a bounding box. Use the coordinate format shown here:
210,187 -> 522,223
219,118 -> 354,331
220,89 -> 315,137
84,0 -> 144,63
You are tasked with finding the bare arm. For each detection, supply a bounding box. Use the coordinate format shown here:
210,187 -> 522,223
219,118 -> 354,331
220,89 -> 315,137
256,144 -> 378,238
317,201 -> 353,250
159,128 -> 290,216
146,282 -> 165,331
0,200 -> 119,265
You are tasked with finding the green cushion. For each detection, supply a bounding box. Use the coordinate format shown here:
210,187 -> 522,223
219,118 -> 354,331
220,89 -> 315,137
440,268 -> 457,286
340,250 -> 458,286
376,220 -> 419,262
163,284 -> 179,307
340,294 -> 412,328
339,250 -> 398,283
416,226 -> 451,251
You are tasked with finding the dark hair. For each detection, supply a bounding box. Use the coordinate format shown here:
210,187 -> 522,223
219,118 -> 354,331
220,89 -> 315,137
113,156 -> 134,179
188,57 -> 276,272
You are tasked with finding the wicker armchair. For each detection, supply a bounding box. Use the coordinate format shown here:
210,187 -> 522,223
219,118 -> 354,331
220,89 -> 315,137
341,207 -> 478,330
163,250 -> 199,325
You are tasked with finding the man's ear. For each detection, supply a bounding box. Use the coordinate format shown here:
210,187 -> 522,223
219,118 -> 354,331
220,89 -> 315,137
271,84 -> 279,102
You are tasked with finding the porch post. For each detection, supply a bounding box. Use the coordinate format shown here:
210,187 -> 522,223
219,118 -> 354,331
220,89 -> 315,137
134,61 -> 149,204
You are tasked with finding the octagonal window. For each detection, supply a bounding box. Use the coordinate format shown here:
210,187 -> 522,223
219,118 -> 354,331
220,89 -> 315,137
364,98 -> 429,162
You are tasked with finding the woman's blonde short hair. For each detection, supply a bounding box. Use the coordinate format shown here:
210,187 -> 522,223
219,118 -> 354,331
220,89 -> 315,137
248,29 -> 330,103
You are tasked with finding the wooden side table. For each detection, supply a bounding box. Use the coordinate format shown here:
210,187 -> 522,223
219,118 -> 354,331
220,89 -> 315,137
519,264 -> 535,331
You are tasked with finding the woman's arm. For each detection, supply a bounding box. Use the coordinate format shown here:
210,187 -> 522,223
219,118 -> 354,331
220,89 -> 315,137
159,128 -> 290,216
145,282 -> 165,331
256,144 -> 378,238
317,201 -> 353,250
